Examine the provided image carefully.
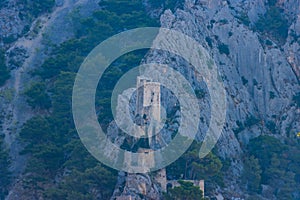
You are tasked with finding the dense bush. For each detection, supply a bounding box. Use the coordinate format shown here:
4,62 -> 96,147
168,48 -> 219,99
293,92 -> 300,108
0,135 -> 11,199
247,135 -> 300,199
167,141 -> 223,181
0,0 -> 8,9
24,82 -> 51,109
205,37 -> 213,48
255,6 -> 289,42
44,165 -> 117,199
242,156 -> 262,193
218,43 -> 230,55
19,1 -> 160,197
236,12 -> 250,26
148,0 -> 184,11
164,180 -> 205,200
0,50 -> 10,86
21,0 -> 55,17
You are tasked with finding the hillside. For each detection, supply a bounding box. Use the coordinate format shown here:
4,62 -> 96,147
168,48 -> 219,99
0,0 -> 299,199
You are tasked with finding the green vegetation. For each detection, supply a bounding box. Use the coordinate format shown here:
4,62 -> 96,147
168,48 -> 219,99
246,135 -> 300,199
164,180 -> 205,200
218,43 -> 230,56
242,156 -> 262,193
44,165 -> 117,199
20,0 -> 55,17
233,120 -> 244,136
255,6 -> 289,42
0,50 -> 10,86
19,1 -> 160,197
0,0 -> 8,9
219,19 -> 229,25
24,82 -> 51,110
244,115 -> 260,127
236,12 -> 250,26
0,135 -> 11,199
148,0 -> 184,11
2,35 -> 17,44
20,116 -> 65,175
267,0 -> 277,6
248,136 -> 285,172
13,0 -> 299,198
205,37 -> 213,48
233,115 -> 260,135
293,92 -> 300,108
167,141 -> 223,181
241,76 -> 248,85
266,120 -> 277,133
195,89 -> 206,99
0,88 -> 14,102
266,39 -> 273,46
269,91 -> 275,99
19,72 -> 118,196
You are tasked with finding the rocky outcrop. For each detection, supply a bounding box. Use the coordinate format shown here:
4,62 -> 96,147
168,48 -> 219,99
113,0 -> 300,199
1,0 -> 299,199
114,173 -> 160,200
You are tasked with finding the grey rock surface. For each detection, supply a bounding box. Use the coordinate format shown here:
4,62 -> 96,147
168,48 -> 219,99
113,0 -> 300,199
0,0 -> 299,199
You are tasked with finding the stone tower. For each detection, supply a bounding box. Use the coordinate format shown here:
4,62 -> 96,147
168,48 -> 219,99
124,76 -> 161,172
135,76 -> 161,146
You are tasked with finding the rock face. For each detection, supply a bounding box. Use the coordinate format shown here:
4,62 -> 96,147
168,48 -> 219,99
113,0 -> 300,199
111,173 -> 160,200
157,0 -> 299,152
0,0 -> 299,199
0,0 -> 26,47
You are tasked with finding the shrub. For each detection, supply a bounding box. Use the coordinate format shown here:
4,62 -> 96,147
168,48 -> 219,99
218,43 -> 230,55
205,37 -> 213,48
293,92 -> 300,107
0,0 -> 8,9
266,120 -> 277,133
244,115 -> 260,127
164,180 -> 205,200
236,12 -> 250,26
242,156 -> 262,193
269,91 -> 275,99
266,39 -> 273,46
21,0 -> 55,17
195,89 -> 206,99
24,82 -> 51,109
247,135 -> 300,198
219,19 -> 229,24
241,76 -> 248,85
0,135 -> 11,198
0,50 -> 10,86
255,6 -> 289,42
147,0 -> 184,11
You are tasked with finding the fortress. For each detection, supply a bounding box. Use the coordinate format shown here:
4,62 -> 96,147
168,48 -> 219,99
135,76 -> 161,144
124,76 -> 161,172
122,76 -> 204,197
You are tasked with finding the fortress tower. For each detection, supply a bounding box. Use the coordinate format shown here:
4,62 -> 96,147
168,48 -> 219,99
124,76 -> 161,172
135,76 -> 161,146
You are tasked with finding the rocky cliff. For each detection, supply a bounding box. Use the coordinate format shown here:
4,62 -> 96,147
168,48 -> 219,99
113,0 -> 300,199
0,0 -> 299,199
